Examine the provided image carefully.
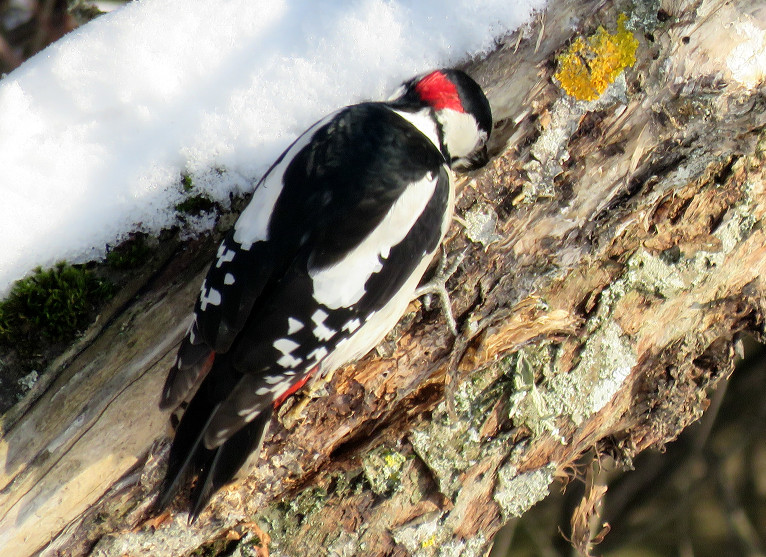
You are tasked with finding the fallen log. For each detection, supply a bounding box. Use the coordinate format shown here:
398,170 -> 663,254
2,0 -> 765,555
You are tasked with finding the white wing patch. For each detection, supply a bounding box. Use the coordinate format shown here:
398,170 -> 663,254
311,308 -> 336,341
308,346 -> 329,362
287,317 -> 305,334
233,112 -> 339,250
199,280 -> 222,311
343,318 -> 361,333
274,336 -> 303,368
309,172 -> 439,309
215,244 -> 236,268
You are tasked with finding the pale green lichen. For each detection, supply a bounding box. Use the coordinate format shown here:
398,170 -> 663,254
17,370 -> 39,392
549,321 -> 635,424
506,345 -> 561,438
506,324 -> 635,432
390,512 -> 444,556
390,514 -> 489,557
408,363 -> 505,498
520,72 -> 628,204
494,463 -> 557,520
435,533 -> 489,557
362,447 -> 408,496
462,203 -> 502,247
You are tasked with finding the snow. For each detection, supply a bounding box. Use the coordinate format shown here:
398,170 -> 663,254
0,0 -> 545,295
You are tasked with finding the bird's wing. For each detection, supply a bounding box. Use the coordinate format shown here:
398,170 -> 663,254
198,104 -> 451,447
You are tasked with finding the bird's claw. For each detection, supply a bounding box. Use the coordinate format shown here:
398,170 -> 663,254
413,248 -> 465,336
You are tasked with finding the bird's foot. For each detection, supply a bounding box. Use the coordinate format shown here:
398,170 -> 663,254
413,248 -> 465,336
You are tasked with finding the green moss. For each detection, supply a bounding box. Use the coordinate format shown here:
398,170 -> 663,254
106,232 -> 152,270
176,195 -> 217,215
181,173 -> 194,192
0,262 -> 114,348
176,173 -> 217,215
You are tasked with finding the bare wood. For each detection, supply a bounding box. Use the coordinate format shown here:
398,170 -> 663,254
2,0 -> 766,555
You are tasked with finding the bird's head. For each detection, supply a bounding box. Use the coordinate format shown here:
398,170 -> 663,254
393,69 -> 492,170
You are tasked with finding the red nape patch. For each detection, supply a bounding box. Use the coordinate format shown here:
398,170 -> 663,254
273,364 -> 320,409
415,71 -> 464,112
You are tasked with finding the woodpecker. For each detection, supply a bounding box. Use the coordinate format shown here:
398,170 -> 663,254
157,69 -> 492,519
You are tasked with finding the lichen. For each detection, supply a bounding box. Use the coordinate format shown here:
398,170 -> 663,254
390,512 -> 444,556
361,447 -> 408,496
408,363 -> 505,498
506,322 -> 636,431
494,464 -> 557,520
555,14 -> 639,101
435,533 -> 489,557
506,345 -> 561,438
17,370 -> 38,392
461,203 -> 501,247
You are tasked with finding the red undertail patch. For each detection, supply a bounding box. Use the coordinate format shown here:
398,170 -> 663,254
273,364 -> 320,408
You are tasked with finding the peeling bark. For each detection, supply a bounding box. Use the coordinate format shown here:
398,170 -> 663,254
2,0 -> 766,555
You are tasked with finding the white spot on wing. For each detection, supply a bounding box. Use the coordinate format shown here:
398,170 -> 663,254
273,337 -> 299,356
343,318 -> 361,333
224,273 -> 235,285
199,281 -> 222,311
274,337 -> 303,368
277,354 -> 303,368
311,308 -> 336,341
216,244 -> 236,268
309,172 -> 439,309
308,346 -> 329,362
287,317 -> 304,334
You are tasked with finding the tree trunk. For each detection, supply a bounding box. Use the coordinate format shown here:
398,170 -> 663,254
3,0 -> 766,555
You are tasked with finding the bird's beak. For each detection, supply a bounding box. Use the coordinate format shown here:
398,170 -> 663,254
456,144 -> 489,171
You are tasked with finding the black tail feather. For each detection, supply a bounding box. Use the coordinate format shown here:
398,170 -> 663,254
187,408 -> 272,523
155,352 -> 273,520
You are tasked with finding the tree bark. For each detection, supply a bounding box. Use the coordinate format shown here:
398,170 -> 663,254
2,0 -> 766,555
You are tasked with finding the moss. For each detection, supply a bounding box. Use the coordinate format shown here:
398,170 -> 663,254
0,262 -> 114,349
106,232 -> 153,270
182,173 -> 194,192
175,173 -> 218,215
555,14 -> 639,101
176,195 -> 217,215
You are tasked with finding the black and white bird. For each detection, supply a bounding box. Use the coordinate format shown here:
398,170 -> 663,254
157,69 -> 492,519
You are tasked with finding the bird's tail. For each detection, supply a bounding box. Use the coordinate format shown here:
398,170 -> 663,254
155,353 -> 273,523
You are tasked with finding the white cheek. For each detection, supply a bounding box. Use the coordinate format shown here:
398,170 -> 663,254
438,109 -> 485,159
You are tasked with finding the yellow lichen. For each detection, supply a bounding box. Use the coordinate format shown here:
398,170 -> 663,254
554,14 -> 639,101
421,535 -> 437,548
